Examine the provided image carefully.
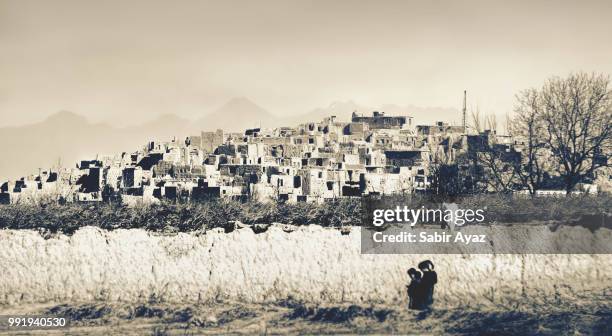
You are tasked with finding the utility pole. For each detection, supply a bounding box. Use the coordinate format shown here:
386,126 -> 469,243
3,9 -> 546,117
462,90 -> 467,134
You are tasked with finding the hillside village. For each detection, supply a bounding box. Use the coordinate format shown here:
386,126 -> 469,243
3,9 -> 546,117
1,110 -> 607,205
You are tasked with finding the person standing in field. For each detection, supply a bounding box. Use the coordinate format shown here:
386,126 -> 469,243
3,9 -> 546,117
418,260 -> 437,307
406,268 -> 426,310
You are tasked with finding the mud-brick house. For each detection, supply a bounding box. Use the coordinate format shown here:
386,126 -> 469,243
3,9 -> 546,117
342,122 -> 368,138
201,129 -> 224,153
352,111 -> 412,130
0,181 -> 10,203
417,121 -> 464,137
384,150 -> 429,171
136,153 -> 164,171
271,173 -> 303,198
121,166 -> 143,189
76,166 -> 102,193
466,130 -> 497,154
361,171 -> 412,195
299,167 -> 342,200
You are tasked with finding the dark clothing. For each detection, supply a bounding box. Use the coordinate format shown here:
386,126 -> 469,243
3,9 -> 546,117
421,271 -> 438,306
407,279 -> 427,310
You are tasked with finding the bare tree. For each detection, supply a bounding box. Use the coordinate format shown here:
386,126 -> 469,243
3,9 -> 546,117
476,150 -> 521,193
469,106 -> 482,133
503,112 -> 512,136
484,114 -> 497,133
425,138 -> 452,195
469,106 -> 498,133
540,73 -> 612,193
509,88 -> 553,195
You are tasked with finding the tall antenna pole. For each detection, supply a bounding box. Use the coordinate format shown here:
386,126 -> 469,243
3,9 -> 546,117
462,90 -> 467,134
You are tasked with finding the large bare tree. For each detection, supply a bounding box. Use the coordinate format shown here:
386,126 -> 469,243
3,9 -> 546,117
540,73 -> 612,193
510,88 -> 554,195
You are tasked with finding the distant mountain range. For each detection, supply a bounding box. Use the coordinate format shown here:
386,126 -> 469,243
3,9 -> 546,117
0,98 -> 460,181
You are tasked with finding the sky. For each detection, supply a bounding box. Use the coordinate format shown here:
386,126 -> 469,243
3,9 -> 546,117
1,0 -> 612,127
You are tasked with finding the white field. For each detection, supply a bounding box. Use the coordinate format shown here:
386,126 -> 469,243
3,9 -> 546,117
0,225 -> 610,307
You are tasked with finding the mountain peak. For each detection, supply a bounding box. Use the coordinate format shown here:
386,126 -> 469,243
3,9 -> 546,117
44,111 -> 89,125
215,97 -> 270,116
195,97 -> 275,132
222,96 -> 262,109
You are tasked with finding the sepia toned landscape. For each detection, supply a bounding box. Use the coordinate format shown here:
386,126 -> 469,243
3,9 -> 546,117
1,1 -> 611,335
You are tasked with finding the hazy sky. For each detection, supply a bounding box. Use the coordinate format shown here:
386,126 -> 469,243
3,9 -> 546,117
1,0 -> 611,126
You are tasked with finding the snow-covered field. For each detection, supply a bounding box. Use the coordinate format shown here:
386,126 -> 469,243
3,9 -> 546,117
1,225 -> 610,308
